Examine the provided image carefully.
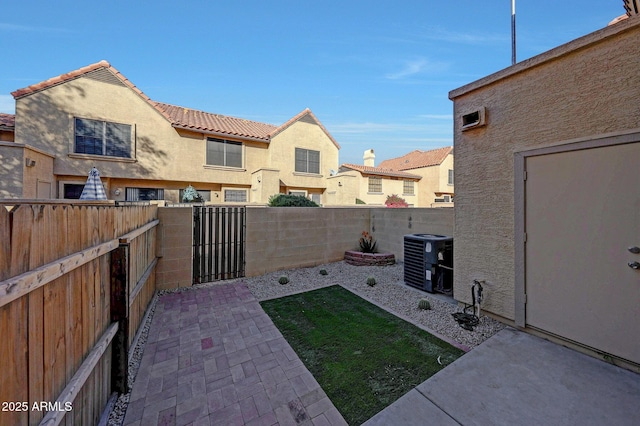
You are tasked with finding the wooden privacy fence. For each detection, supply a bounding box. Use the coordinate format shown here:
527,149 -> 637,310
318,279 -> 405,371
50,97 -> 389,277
0,203 -> 158,426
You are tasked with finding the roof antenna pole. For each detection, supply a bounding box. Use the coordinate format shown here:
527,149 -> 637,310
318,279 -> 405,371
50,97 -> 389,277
511,0 -> 517,65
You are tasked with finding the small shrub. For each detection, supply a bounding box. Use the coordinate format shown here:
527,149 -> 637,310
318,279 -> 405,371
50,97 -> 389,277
366,276 -> 376,287
418,299 -> 431,310
268,194 -> 319,207
319,269 -> 328,275
278,276 -> 289,285
359,231 -> 377,253
385,194 -> 408,208
355,198 -> 366,204
182,184 -> 204,203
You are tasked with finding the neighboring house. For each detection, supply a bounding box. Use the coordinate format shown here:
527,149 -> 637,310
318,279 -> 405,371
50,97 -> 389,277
326,147 -> 453,207
0,113 -> 14,142
450,13 -> 640,367
0,112 -> 56,199
327,149 -> 421,206
3,61 -> 340,204
378,146 -> 454,206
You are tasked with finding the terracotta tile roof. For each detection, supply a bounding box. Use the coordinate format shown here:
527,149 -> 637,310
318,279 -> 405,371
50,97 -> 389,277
11,61 -> 341,147
155,102 -> 277,142
0,113 -> 15,129
339,164 -> 421,179
378,146 -> 453,171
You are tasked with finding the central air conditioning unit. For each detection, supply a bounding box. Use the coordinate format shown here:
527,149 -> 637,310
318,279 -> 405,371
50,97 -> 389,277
403,234 -> 453,294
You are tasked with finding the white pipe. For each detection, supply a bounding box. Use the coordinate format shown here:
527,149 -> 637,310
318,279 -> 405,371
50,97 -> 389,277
511,0 -> 517,65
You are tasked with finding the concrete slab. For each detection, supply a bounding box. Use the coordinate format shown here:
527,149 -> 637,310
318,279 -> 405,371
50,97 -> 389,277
367,327 -> 640,426
418,328 -> 640,425
363,389 -> 458,426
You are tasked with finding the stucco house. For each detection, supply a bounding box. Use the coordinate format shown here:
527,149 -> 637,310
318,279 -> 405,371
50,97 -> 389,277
378,146 -> 454,206
326,149 -> 421,206
0,113 -> 14,142
2,61 -> 341,204
451,12 -> 639,368
326,147 -> 453,207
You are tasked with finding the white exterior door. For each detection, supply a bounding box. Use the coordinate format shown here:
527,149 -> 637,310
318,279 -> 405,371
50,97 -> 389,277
525,142 -> 640,364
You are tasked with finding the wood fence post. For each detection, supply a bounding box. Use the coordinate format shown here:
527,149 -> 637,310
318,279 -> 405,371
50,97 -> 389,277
110,243 -> 129,394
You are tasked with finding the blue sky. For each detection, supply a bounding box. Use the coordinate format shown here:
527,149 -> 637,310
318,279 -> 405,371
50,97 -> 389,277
0,1 -> 625,165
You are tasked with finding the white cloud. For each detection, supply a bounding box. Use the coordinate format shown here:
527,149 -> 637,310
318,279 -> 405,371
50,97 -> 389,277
420,114 -> 453,120
385,58 -> 449,80
0,95 -> 15,114
0,22 -> 71,33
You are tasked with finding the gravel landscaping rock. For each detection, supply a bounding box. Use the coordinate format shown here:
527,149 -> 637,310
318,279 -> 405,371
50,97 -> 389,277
243,261 -> 505,350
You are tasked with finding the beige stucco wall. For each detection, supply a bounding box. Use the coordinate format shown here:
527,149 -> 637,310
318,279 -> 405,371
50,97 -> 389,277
0,143 -> 24,198
325,173 -> 359,205
22,147 -> 55,198
347,174 -> 419,206
268,119 -> 339,195
450,17 -> 640,320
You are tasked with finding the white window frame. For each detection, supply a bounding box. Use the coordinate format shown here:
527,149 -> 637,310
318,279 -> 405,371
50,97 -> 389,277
224,189 -> 247,203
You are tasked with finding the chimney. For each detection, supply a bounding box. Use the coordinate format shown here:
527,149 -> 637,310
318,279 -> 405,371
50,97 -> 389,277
363,149 -> 375,167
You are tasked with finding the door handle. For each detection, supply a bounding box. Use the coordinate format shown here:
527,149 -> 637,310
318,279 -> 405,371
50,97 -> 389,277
629,261 -> 640,270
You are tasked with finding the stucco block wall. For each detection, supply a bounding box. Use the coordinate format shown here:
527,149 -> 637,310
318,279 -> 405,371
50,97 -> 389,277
156,207 -> 192,290
244,207 -> 370,276
22,147 -> 55,198
450,18 -> 640,320
370,207 -> 454,263
0,143 -> 24,198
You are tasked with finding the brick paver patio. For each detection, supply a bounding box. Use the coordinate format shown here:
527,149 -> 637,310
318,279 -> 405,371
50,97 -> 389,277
123,282 -> 347,426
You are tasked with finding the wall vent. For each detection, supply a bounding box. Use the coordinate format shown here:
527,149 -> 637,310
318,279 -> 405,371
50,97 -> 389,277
461,107 -> 486,131
83,68 -> 126,87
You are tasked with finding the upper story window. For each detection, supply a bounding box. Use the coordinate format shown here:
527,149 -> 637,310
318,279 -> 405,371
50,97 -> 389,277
295,148 -> 320,174
207,138 -> 242,168
368,177 -> 382,193
403,180 -> 414,195
74,118 -> 131,158
448,169 -> 454,185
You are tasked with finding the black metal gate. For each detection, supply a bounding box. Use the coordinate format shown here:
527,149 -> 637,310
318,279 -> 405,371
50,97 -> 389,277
193,206 -> 246,284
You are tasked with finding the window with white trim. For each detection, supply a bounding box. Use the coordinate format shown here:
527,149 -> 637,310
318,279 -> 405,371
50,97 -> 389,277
448,169 -> 454,185
368,177 -> 382,193
295,148 -> 320,174
403,180 -> 414,195
207,138 -> 242,168
74,118 -> 131,158
224,189 -> 247,202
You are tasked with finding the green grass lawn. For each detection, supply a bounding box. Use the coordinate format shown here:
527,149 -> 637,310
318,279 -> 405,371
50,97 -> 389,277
260,285 -> 464,425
